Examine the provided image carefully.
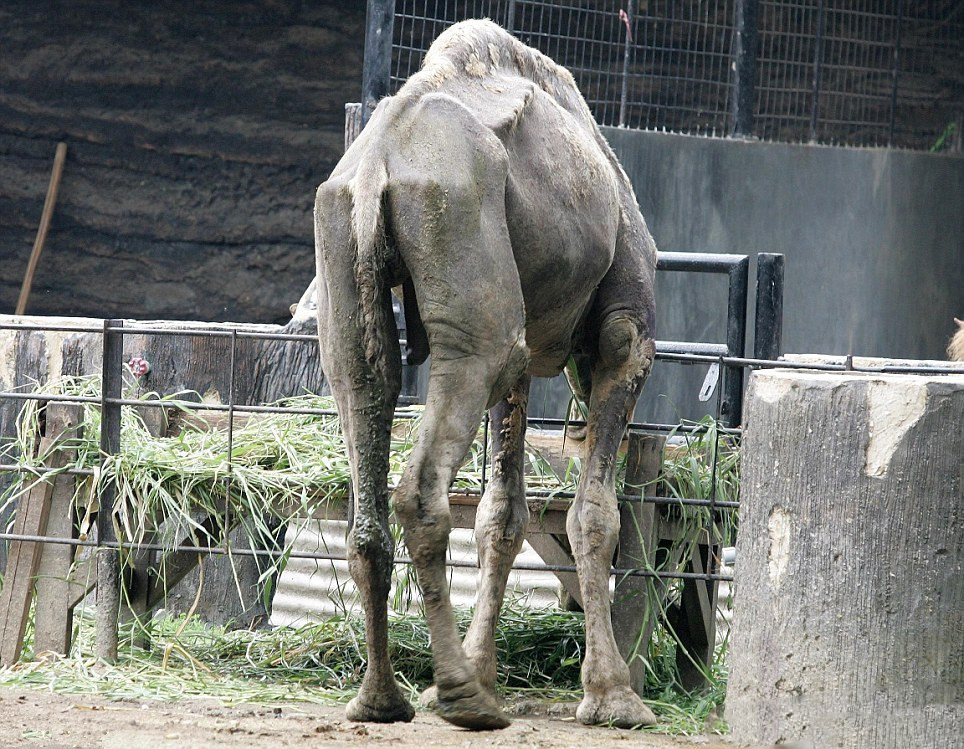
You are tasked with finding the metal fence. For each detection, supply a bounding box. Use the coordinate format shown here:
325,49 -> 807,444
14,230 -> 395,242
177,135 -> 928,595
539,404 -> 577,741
386,0 -> 963,150
6,310 -> 964,675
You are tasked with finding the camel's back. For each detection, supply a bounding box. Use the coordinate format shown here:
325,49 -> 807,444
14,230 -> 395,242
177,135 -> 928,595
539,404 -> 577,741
388,20 -> 634,374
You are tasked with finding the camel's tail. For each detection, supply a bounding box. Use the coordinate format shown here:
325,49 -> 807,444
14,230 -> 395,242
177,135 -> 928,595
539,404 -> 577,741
349,157 -> 393,371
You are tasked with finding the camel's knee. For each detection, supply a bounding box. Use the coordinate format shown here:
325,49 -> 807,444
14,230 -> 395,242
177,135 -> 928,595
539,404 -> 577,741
598,315 -> 654,376
567,489 -> 620,558
475,493 -> 528,559
347,516 -> 394,590
394,481 -> 452,565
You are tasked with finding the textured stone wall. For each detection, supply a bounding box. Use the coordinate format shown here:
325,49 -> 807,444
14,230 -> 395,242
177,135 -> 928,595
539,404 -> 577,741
1,1 -> 364,324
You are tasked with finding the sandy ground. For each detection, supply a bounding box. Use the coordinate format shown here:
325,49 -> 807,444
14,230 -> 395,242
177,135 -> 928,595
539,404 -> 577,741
0,687 -> 738,749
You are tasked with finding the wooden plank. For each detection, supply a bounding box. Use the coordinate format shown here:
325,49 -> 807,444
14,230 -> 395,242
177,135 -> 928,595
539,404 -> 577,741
525,533 -> 582,609
0,477 -> 55,665
65,556 -> 97,611
613,432 -> 666,697
144,514 -> 234,611
674,543 -> 718,691
0,406 -> 77,665
33,404 -> 84,656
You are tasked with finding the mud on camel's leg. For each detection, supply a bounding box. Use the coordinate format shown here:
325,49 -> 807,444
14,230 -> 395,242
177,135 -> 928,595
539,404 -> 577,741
315,181 -> 415,722
314,178 -> 414,724
461,375 -> 531,693
342,393 -> 416,723
568,311 -> 657,728
393,350 -> 527,730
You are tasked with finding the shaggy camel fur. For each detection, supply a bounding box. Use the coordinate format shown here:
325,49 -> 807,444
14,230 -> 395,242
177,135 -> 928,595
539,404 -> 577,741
312,19 -> 657,730
948,318 -> 964,362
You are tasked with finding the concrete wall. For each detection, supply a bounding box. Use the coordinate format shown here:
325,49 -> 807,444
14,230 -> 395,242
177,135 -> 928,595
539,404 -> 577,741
557,130 -> 964,426
607,129 -> 963,359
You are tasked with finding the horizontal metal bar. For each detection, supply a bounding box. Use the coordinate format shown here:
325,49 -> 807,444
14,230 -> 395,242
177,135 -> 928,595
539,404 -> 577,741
657,340 -> 730,356
657,251 -> 750,273
0,532 -> 733,583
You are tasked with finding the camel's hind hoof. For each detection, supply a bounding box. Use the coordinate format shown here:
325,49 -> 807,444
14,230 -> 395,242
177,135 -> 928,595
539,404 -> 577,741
435,682 -> 510,730
576,687 -> 656,729
346,686 -> 415,724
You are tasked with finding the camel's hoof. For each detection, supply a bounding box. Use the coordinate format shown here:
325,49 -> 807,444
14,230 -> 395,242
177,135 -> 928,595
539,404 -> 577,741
576,687 -> 657,729
345,686 -> 415,724
435,682 -> 510,730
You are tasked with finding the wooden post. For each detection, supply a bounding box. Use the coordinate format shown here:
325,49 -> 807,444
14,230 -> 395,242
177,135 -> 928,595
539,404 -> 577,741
361,0 -> 396,124
0,402 -> 81,665
32,404 -> 84,656
345,103 -> 363,152
613,432 -> 665,696
728,369 -> 964,747
16,142 -> 67,316
673,541 -> 718,691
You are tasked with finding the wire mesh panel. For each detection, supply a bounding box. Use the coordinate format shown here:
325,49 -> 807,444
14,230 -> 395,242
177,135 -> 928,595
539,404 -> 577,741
624,1 -> 735,134
393,0 -> 736,134
893,2 -> 964,151
390,0 -> 962,150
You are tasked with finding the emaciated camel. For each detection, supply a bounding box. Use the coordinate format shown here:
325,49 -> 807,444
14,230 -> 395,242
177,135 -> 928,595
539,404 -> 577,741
312,19 -> 658,731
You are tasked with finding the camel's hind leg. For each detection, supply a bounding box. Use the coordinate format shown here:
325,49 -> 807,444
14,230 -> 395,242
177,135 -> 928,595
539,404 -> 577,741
314,179 -> 414,725
569,312 -> 657,728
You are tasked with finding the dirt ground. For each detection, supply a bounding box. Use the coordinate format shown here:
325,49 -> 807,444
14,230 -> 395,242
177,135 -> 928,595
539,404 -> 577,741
0,687 -> 738,749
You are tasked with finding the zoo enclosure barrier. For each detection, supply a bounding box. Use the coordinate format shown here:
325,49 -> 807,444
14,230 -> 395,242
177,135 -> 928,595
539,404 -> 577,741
0,250 -> 783,683
370,0 -> 963,150
3,291 -> 964,684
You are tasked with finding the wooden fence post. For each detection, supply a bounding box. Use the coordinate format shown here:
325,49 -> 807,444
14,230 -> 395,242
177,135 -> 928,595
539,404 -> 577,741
0,403 -> 82,665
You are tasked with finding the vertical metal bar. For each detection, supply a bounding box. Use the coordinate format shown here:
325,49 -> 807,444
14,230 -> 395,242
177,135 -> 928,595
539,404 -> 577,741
889,0 -> 904,145
753,253 -> 784,361
96,318 -> 124,662
224,329 -> 237,552
362,0 -> 397,125
618,0 -> 636,127
809,0 -> 826,142
723,258 -> 749,427
729,0 -> 759,137
506,0 -> 516,31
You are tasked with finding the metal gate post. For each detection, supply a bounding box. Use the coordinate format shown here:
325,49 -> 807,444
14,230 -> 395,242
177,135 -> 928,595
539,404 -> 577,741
809,0 -> 827,142
618,0 -> 637,127
724,257 -> 749,427
96,318 -> 123,662
730,0 -> 759,137
362,0 -> 396,125
753,253 -> 784,361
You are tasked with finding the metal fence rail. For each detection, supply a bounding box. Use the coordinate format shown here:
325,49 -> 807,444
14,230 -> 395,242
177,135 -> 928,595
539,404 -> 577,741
384,0 -> 963,150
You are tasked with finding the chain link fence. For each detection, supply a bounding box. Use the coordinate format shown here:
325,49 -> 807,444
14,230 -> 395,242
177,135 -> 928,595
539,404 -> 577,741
389,0 -> 963,151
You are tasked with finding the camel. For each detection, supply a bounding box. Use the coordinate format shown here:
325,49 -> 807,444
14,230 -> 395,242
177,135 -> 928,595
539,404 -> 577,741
949,318 -> 964,362
312,19 -> 657,730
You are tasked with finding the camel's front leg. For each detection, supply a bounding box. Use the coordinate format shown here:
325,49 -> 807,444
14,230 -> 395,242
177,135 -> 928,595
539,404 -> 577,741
392,333 -> 528,729
462,376 -> 531,691
568,315 -> 657,728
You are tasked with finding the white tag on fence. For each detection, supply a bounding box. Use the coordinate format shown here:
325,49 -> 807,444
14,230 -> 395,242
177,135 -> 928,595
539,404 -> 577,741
699,361 -> 720,402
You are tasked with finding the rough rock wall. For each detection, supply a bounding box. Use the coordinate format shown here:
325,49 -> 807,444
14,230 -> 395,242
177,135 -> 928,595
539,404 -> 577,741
1,1 -> 364,324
